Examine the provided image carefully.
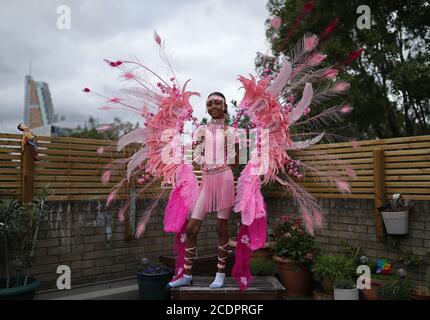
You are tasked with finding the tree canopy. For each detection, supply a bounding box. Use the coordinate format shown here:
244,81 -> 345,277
260,0 -> 430,139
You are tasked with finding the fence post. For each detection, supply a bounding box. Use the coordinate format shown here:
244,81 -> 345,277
22,143 -> 35,203
373,148 -> 385,241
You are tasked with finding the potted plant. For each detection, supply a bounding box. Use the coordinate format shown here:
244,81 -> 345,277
250,257 -> 277,276
136,258 -> 173,300
359,258 -> 393,300
411,266 -> 430,300
333,278 -> 359,300
0,188 -> 51,300
378,194 -> 413,235
377,274 -> 411,300
269,215 -> 319,297
312,254 -> 356,295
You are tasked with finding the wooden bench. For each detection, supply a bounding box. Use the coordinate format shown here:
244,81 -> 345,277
169,276 -> 286,300
159,252 -> 235,276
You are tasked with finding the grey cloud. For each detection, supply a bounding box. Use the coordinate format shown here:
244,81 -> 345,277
0,0 -> 268,133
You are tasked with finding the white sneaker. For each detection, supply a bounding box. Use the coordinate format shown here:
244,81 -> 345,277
209,272 -> 225,289
166,274 -> 193,288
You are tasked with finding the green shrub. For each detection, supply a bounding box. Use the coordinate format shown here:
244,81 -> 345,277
312,255 -> 356,281
250,258 -> 277,276
377,275 -> 411,300
334,278 -> 356,289
269,215 -> 319,267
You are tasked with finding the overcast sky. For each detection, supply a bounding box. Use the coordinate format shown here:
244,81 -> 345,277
0,0 -> 270,133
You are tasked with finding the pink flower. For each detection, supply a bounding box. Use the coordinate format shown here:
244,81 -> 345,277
306,252 -> 313,260
280,215 -> 290,221
240,277 -> 248,286
240,234 -> 250,245
284,232 -> 291,239
271,16 -> 282,31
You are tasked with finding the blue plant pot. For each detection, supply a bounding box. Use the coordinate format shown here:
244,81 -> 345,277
0,277 -> 40,300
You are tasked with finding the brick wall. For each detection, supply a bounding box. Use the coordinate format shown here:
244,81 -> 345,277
24,199 -> 241,290
4,197 -> 428,290
265,197 -> 430,286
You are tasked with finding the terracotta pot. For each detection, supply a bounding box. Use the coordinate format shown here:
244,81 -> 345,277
274,256 -> 312,297
361,279 -> 385,300
321,277 -> 334,294
411,286 -> 430,300
251,246 -> 273,260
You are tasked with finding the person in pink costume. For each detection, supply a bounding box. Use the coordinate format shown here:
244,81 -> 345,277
167,92 -> 240,289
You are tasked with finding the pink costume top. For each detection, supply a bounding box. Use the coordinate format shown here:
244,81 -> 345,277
193,118 -> 238,213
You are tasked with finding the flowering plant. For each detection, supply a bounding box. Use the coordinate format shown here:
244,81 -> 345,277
137,258 -> 172,275
269,215 -> 319,266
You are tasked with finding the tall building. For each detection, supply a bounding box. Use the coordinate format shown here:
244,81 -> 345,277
24,75 -> 57,129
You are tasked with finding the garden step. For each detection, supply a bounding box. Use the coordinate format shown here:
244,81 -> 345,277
169,276 -> 286,300
34,277 -> 139,300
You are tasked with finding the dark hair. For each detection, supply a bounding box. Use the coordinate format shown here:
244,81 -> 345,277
207,92 -> 228,115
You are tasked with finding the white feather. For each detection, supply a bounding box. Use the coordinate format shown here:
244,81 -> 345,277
267,60 -> 292,97
288,82 -> 313,125
290,132 -> 325,150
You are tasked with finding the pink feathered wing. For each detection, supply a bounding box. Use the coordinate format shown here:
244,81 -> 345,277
163,163 -> 200,281
232,162 -> 267,290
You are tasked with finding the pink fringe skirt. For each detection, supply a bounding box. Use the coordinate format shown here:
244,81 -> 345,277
201,166 -> 235,213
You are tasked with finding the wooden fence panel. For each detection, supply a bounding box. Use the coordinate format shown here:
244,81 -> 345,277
1,133 -> 429,202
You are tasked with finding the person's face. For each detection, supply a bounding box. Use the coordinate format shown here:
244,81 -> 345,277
206,96 -> 225,119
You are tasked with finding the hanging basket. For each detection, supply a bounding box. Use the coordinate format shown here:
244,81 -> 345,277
378,194 -> 412,235
381,210 -> 409,235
